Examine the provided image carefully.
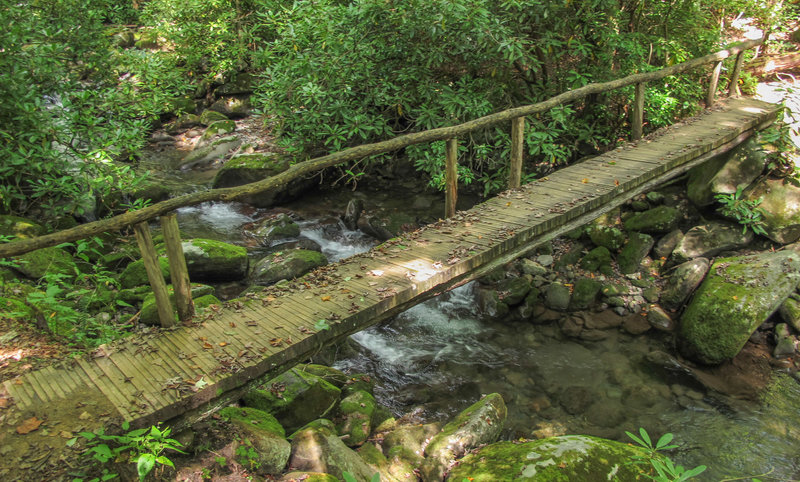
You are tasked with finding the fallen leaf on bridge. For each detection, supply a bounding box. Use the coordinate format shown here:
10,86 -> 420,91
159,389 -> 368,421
321,295 -> 331,301
202,342 -> 213,349
16,416 -> 43,434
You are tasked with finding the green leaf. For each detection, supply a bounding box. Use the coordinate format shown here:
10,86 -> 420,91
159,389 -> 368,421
654,432 -> 674,450
315,319 -> 331,331
137,453 -> 156,481
625,430 -> 647,448
155,455 -> 175,468
121,420 -> 130,431
370,473 -> 382,482
66,437 -> 78,447
341,472 -> 357,482
638,427 -> 652,448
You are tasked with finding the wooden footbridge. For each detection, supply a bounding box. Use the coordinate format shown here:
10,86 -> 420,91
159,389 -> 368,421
0,37 -> 781,473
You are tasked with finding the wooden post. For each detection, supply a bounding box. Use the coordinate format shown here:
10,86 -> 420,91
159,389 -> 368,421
706,61 -> 723,106
133,222 -> 175,328
161,213 -> 194,323
632,82 -> 646,141
728,51 -> 745,97
445,138 -> 458,218
508,117 -> 525,189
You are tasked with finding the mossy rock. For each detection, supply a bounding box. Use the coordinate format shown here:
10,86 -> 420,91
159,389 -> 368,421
587,225 -> 626,251
279,473 -> 339,482
617,233 -> 654,274
215,73 -> 255,96
179,136 -> 242,170
243,368 -> 341,433
209,96 -> 251,118
553,243 -> 584,271
496,276 -> 531,306
0,215 -> 44,239
116,285 -> 153,305
140,284 -> 215,325
446,435 -> 650,481
213,153 -> 291,189
119,257 -> 171,289
199,120 -> 236,143
568,278 -> 601,311
222,406 -> 291,474
220,406 -> 286,438
251,250 -> 327,286
679,250 -> 800,364
13,247 -> 76,280
624,206 -> 680,234
288,418 -> 337,439
199,109 -> 229,126
341,373 -> 376,396
251,214 -> 300,246
475,287 -> 510,319
543,283 -> 571,311
180,238 -> 248,282
744,177 -> 800,244
579,246 -> 612,272
75,283 -> 117,311
299,364 -> 349,388
336,390 -> 377,447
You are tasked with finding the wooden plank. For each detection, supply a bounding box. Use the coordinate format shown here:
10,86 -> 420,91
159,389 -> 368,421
728,51 -> 745,97
161,213 -> 194,322
133,222 -> 175,328
104,351 -> 170,409
75,357 -> 132,420
509,117 -> 525,188
24,370 -> 54,403
445,138 -> 458,218
37,366 -> 68,400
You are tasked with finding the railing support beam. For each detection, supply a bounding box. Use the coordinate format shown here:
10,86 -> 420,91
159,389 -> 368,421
632,82 -> 646,141
445,138 -> 458,218
728,51 -> 745,97
133,222 -> 175,328
707,61 -> 723,106
161,213 -> 194,323
509,117 -> 525,188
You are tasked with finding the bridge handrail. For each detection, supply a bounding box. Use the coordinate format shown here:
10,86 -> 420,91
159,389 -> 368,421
0,37 -> 764,259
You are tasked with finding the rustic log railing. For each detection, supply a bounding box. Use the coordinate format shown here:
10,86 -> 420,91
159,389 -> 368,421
0,37 -> 765,326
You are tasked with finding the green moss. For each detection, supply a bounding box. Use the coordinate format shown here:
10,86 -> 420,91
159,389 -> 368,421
119,257 -> 171,289
199,109 -> 229,126
219,406 -> 286,437
580,246 -> 611,272
288,418 -> 337,439
617,233 -> 654,274
300,364 -> 349,388
624,206 -> 680,233
569,278 -> 601,310
447,436 -> 649,481
0,296 -> 34,319
339,390 -> 377,417
587,225 -> 626,251
358,442 -> 388,467
139,284 -> 215,325
201,120 -> 236,140
0,215 -> 44,239
14,247 -> 76,279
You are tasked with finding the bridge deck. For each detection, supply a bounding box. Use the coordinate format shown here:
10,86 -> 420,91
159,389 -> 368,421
0,98 -> 779,453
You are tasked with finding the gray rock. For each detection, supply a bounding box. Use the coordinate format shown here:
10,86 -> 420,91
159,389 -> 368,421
179,136 -> 241,170
622,313 -> 651,335
687,138 -> 765,207
647,305 -> 676,332
779,297 -> 800,332
289,426 -> 376,480
215,73 -> 255,96
678,250 -> 800,364
421,393 -> 507,481
497,276 -> 531,306
536,254 -> 554,267
660,258 -> 710,311
520,258 -> 547,276
252,213 -> 300,246
617,233 -> 654,274
251,249 -> 327,286
744,177 -> 800,244
343,199 -> 364,230
670,221 -> 753,265
568,278 -> 601,310
209,95 -> 251,118
654,229 -> 684,259
195,119 -> 236,148
544,283 -> 571,311
181,238 -> 248,282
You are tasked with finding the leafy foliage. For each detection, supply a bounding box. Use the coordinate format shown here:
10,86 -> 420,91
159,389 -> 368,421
714,187 -> 768,236
627,428 -> 707,481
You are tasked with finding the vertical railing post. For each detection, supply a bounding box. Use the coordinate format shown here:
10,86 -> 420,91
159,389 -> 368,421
728,51 -> 745,97
161,213 -> 194,323
445,138 -> 458,218
632,82 -> 646,141
133,222 -> 175,328
508,117 -> 525,189
706,61 -> 723,106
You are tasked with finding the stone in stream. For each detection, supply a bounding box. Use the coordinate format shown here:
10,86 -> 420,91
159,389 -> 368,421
250,249 -> 328,286
212,152 -> 291,188
568,278 -> 601,311
617,232 -> 654,274
195,119 -> 236,148
289,424 -> 377,481
179,135 -> 241,170
669,221 -> 753,265
579,246 -> 613,274
475,287 -> 510,319
335,390 -> 377,447
420,393 -> 507,481
647,304 -> 676,332
687,137 -> 766,207
543,283 -> 571,311
219,406 -> 290,475
496,275 -> 531,306
587,224 -> 626,251
209,95 -> 251,118
446,435 -> 648,481
654,228 -> 684,259
180,238 -> 249,281
660,258 -> 711,312
743,177 -> 800,244
243,368 -> 341,433
623,205 -> 681,234
251,213 -> 301,246
678,249 -> 800,364
342,199 -> 364,231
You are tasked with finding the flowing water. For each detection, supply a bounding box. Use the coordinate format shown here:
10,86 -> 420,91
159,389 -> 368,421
333,275 -> 800,480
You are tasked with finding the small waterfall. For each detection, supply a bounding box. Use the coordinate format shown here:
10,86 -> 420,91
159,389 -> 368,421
298,220 -> 375,262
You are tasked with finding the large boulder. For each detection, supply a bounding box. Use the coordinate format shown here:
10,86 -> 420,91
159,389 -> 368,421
139,284 -> 216,325
119,257 -> 171,289
660,258 -> 710,311
669,221 -> 753,265
195,119 -> 236,148
587,224 -> 626,251
13,246 -> 76,280
617,232 -> 654,274
212,153 -> 291,188
446,435 -> 649,481
678,250 -> 800,364
687,138 -> 765,207
289,425 -> 377,480
421,393 -> 507,481
243,368 -> 341,433
181,238 -> 248,282
251,214 -> 301,246
335,390 -> 377,447
220,406 -> 290,475
743,177 -> 800,244
624,206 -> 680,234
251,250 -> 327,286
179,136 -> 241,170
